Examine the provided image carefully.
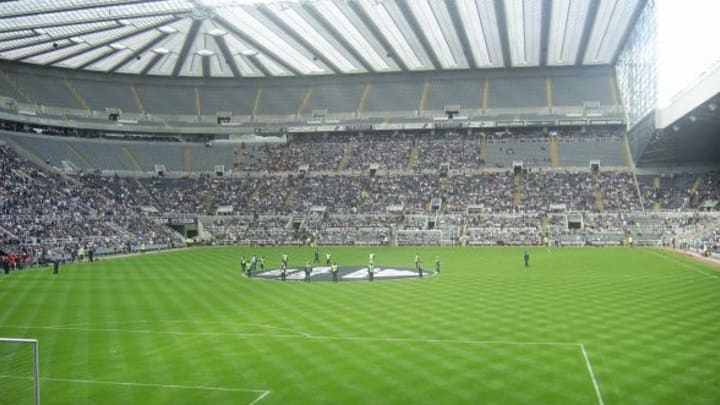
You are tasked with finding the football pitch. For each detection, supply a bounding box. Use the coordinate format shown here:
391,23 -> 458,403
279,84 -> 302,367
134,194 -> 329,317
1,246 -> 719,404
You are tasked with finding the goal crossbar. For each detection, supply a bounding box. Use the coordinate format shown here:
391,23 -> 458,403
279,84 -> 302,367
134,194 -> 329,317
0,337 -> 40,405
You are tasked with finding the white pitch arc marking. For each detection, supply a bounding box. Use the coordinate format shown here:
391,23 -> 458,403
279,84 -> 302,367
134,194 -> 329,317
580,344 -> 605,405
0,374 -> 270,404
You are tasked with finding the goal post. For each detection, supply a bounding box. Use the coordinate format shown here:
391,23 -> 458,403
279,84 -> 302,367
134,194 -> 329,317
0,337 -> 40,405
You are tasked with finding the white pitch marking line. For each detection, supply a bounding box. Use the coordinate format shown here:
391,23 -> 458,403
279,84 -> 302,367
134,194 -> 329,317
647,250 -> 719,280
127,320 -> 314,338
249,390 -> 271,405
0,374 -> 270,404
45,320 -> 314,338
0,324 -> 576,346
580,343 -> 605,405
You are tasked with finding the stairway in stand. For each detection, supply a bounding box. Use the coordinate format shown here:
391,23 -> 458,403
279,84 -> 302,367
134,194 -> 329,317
513,172 -> 523,207
337,142 -> 354,172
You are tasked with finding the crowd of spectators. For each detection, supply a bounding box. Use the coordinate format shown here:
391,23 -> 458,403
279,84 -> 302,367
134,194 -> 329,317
522,171 -> 641,212
1,147 -> 182,262
639,174 -> 695,210
450,214 -> 543,245
690,171 -> 720,208
639,172 -> 720,210
443,173 -> 515,213
39,170 -> 652,218
345,133 -> 414,170
2,124 -> 720,254
264,136 -> 346,172
416,133 -> 481,170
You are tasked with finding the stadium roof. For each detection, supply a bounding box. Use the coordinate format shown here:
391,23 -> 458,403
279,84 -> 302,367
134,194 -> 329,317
0,0 -> 645,78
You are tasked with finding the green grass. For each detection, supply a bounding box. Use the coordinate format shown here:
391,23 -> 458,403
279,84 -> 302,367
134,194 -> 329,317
1,246 -> 720,404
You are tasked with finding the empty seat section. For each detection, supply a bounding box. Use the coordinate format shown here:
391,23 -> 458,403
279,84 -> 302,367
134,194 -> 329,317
489,77 -> 545,109
200,86 -> 256,115
258,85 -> 307,115
425,78 -> 483,111
124,143 -> 184,171
364,81 -> 423,112
0,132 -> 92,169
558,139 -> 625,166
305,82 -> 364,113
0,77 -> 17,99
187,144 -> 235,172
74,80 -> 139,112
552,75 -> 612,106
486,140 -> 550,168
71,141 -> 135,171
9,72 -> 80,108
135,84 -> 196,115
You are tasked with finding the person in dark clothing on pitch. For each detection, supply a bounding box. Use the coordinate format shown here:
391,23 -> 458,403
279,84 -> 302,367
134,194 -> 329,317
524,251 -> 530,267
313,246 -> 320,264
304,261 -> 312,282
52,259 -> 60,275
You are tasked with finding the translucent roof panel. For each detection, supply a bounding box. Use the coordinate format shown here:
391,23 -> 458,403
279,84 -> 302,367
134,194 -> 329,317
0,0 -> 645,78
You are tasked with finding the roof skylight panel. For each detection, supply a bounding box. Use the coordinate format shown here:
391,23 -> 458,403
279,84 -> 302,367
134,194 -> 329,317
269,4 -> 358,72
40,21 -> 118,38
255,53 -> 291,76
358,0 -> 423,70
408,0 -> 456,68
116,49 -> 157,74
0,0 -> 155,18
0,30 -> 35,40
0,40 -> 69,60
583,0 -> 641,64
456,0 -> 497,67
313,0 -> 391,71
148,52 -> 179,75
504,0 -> 542,66
54,44 -> 114,68
548,0 -> 591,65
220,6 -> 324,74
222,34 -> 264,76
24,41 -> 87,64
0,34 -> 49,51
86,48 -> 133,71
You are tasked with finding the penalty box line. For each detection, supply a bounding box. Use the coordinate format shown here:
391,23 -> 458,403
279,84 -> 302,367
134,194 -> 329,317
2,324 -> 577,347
0,374 -> 270,405
1,324 -> 604,404
580,343 -> 605,405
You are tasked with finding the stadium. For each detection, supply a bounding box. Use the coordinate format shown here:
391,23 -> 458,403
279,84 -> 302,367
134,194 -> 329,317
0,0 -> 719,403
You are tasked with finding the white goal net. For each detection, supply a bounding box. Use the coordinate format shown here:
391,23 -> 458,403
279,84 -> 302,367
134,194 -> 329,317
396,230 -> 444,246
0,338 -> 40,405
